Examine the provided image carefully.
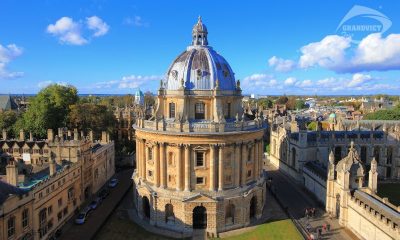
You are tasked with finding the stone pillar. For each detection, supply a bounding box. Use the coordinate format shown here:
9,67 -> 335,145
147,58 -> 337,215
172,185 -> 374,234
6,160 -> 18,186
136,139 -> 141,177
154,143 -> 160,187
2,129 -> 7,140
254,140 -> 259,179
49,158 -> 56,176
176,144 -> 183,191
160,143 -> 167,188
260,139 -> 264,176
209,144 -> 216,191
218,145 -> 224,191
241,143 -> 248,186
234,143 -> 241,187
184,144 -> 191,191
142,140 -> 147,179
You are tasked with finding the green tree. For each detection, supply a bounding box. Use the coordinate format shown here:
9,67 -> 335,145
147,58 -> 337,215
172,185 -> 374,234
307,121 -> 317,131
275,95 -> 288,105
295,100 -> 307,110
15,84 -> 78,138
258,98 -> 273,109
0,110 -> 18,137
68,103 -> 116,135
144,91 -> 155,106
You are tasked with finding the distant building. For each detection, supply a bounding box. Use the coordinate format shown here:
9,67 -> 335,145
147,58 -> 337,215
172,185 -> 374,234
134,89 -> 144,106
0,95 -> 18,112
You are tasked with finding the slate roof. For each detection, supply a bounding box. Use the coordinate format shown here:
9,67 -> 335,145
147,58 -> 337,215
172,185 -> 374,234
0,180 -> 27,204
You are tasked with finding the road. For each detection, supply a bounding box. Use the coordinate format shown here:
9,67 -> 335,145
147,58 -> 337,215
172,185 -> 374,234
59,169 -> 133,240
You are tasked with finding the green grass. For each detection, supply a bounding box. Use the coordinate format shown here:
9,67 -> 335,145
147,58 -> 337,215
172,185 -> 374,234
218,219 -> 302,240
377,183 -> 400,206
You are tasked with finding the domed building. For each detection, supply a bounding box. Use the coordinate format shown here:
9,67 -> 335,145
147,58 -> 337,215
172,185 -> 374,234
134,88 -> 144,106
133,17 -> 266,237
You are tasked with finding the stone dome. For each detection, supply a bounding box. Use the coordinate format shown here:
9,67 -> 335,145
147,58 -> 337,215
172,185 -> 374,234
163,17 -> 236,91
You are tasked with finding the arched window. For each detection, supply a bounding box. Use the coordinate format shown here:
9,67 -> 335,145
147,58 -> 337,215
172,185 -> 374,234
291,147 -> 296,167
360,146 -> 367,163
387,147 -> 393,165
225,204 -> 235,225
195,103 -> 205,120
373,146 -> 380,163
165,204 -> 175,224
169,103 -> 175,118
334,146 -> 342,164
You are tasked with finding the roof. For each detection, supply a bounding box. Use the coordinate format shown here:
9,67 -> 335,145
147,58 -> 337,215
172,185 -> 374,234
0,95 -> 18,111
0,180 -> 27,204
336,142 -> 365,177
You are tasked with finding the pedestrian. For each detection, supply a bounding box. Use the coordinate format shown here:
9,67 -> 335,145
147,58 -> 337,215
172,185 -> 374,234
306,223 -> 311,233
311,207 -> 315,217
322,223 -> 327,232
327,223 -> 331,232
310,233 -> 315,240
305,208 -> 309,218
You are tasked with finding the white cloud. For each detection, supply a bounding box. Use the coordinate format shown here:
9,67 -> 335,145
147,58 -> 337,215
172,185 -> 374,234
94,75 -> 161,89
284,77 -> 297,86
268,56 -> 296,72
37,81 -> 68,88
47,17 -> 88,45
86,16 -> 110,37
123,16 -> 149,27
299,35 -> 351,69
296,79 -> 313,88
347,73 -> 372,87
0,43 -> 24,79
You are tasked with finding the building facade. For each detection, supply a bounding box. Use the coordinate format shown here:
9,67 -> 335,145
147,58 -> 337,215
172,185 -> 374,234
132,17 -> 266,237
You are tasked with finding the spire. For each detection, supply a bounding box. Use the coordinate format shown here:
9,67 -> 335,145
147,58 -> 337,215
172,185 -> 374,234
192,16 -> 208,46
329,149 -> 335,165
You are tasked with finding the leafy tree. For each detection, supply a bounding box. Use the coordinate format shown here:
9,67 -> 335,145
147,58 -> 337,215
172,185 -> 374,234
307,121 -> 317,131
0,110 -> 18,137
15,84 -> 78,138
144,91 -> 155,106
258,98 -> 273,109
68,103 -> 116,135
363,109 -> 400,120
275,95 -> 288,105
295,100 -> 307,110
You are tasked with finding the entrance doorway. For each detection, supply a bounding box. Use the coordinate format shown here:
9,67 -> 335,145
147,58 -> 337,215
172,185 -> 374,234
193,206 -> 207,229
250,196 -> 257,219
142,196 -> 150,219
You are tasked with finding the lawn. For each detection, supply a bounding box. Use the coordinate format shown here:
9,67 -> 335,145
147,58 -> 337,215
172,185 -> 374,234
218,219 -> 303,240
377,183 -> 400,206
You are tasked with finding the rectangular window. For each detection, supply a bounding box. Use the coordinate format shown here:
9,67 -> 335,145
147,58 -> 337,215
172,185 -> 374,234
196,177 -> 204,184
63,207 -> 68,216
195,103 -> 205,120
22,209 -> 29,228
57,212 -> 62,222
148,147 -> 153,160
225,175 -> 232,182
169,102 -> 175,118
196,152 -> 204,166
7,216 -> 15,238
58,198 -> 62,207
148,170 -> 153,177
226,103 -> 231,119
247,170 -> 252,177
48,205 -> 53,215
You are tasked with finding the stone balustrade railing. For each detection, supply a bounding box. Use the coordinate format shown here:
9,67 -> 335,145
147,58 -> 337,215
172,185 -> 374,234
137,118 -> 265,133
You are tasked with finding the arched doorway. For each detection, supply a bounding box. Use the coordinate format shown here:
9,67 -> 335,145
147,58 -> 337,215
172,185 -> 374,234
225,204 -> 235,225
193,206 -> 207,229
335,194 -> 340,219
142,196 -> 150,219
165,204 -> 175,224
250,196 -> 257,219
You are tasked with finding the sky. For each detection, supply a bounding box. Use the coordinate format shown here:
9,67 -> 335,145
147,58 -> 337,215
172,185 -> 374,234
0,0 -> 400,95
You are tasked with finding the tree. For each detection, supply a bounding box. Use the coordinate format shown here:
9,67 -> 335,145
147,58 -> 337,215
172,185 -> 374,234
363,109 -> 400,120
144,91 -> 155,106
275,95 -> 288,105
15,84 -> 78,138
286,97 -> 297,110
0,110 -> 18,137
68,103 -> 116,135
258,98 -> 273,109
295,100 -> 307,110
307,121 -> 317,131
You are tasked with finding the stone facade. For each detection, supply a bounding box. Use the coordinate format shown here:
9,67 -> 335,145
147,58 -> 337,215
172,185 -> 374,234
132,17 -> 266,237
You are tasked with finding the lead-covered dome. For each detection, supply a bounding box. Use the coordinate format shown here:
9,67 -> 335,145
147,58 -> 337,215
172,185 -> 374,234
163,17 -> 236,91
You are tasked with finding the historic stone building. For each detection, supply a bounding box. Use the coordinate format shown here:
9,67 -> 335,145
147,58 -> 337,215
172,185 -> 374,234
0,128 -> 115,240
132,17 -> 266,237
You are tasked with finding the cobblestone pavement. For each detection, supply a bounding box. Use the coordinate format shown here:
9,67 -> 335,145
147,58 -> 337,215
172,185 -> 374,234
265,163 -> 359,240
59,169 -> 133,240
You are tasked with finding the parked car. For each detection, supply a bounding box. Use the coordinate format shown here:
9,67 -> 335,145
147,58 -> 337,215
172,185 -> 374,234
75,212 -> 88,225
98,188 -> 110,199
108,178 -> 119,188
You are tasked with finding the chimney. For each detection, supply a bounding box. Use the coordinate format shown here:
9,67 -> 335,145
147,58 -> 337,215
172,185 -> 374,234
49,157 -> 57,176
29,131 -> 33,141
368,157 -> 378,193
47,129 -> 54,141
101,131 -> 108,144
67,130 -> 72,139
89,130 -> 93,142
19,129 -> 25,141
6,160 -> 18,186
74,128 -> 79,141
58,128 -> 63,140
81,131 -> 84,139
57,145 -> 62,164
2,129 -> 7,140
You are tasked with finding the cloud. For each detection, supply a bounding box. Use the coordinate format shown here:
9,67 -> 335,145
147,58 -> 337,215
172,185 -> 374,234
47,16 -> 109,45
47,17 -> 88,45
347,73 -> 372,87
0,43 -> 24,79
94,75 -> 162,89
269,33 -> 400,73
123,16 -> 149,27
284,77 -> 297,86
37,81 -> 69,88
86,16 -> 110,37
268,56 -> 297,72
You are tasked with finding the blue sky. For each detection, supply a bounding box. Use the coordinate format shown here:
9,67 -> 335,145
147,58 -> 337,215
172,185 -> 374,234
0,0 -> 399,95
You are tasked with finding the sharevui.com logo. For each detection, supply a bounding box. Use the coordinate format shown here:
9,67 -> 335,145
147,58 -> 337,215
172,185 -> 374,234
336,5 -> 392,43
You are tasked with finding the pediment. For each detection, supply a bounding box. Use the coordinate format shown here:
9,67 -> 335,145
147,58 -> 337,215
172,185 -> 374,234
193,146 -> 208,151
183,193 -> 216,203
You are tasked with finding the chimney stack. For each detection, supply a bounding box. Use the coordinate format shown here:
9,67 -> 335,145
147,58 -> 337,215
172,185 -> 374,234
101,131 -> 108,143
67,130 -> 72,139
89,130 -> 93,142
29,131 -> 33,141
2,129 -> 7,140
19,129 -> 25,141
47,129 -> 54,141
6,160 -> 18,186
58,128 -> 63,140
49,157 -> 57,176
368,157 -> 378,193
74,128 -> 79,141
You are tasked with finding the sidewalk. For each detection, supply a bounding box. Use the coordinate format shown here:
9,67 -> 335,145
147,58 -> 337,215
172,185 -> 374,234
59,169 -> 133,240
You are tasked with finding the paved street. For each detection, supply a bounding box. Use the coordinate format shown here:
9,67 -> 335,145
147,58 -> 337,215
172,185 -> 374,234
59,169 -> 133,240
265,163 -> 359,240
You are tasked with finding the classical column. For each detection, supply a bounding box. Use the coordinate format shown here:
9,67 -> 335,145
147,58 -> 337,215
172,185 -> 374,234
254,140 -> 259,179
218,144 -> 224,191
184,144 -> 191,191
259,139 -> 264,176
176,144 -> 183,191
154,143 -> 160,187
136,139 -> 141,177
209,144 -> 216,191
160,143 -> 167,188
142,140 -> 147,179
234,143 -> 241,187
241,143 -> 248,186
250,143 -> 255,179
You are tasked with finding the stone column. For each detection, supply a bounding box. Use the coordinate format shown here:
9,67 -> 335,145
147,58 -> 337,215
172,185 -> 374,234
234,143 -> 241,187
176,144 -> 183,191
259,139 -> 264,176
154,143 -> 160,187
254,140 -> 259,179
184,144 -> 191,191
142,140 -> 146,179
160,143 -> 167,188
136,139 -> 141,177
209,144 -> 216,191
218,145 -> 224,191
241,143 -> 248,186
